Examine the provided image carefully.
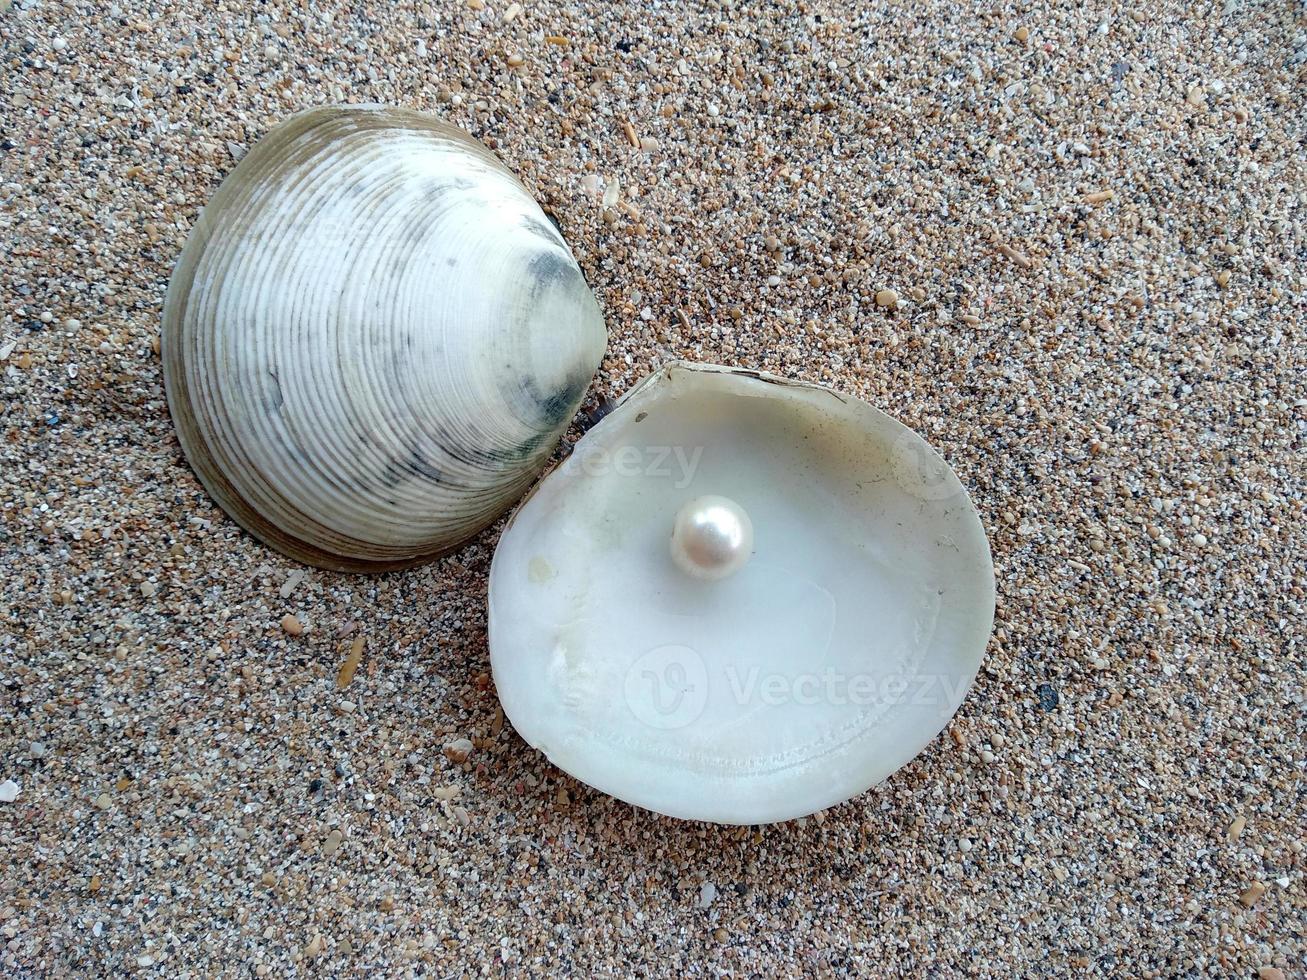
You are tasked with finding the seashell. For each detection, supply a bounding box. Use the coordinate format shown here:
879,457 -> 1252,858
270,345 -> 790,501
163,105 -> 606,571
488,362 -> 995,824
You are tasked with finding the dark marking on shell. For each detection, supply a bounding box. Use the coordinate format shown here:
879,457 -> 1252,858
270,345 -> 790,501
523,214 -> 564,247
266,370 -> 284,411
405,445 -> 444,483
524,371 -> 589,431
524,248 -> 579,299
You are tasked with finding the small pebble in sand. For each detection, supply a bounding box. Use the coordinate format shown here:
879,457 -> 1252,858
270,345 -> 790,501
0,779 -> 19,803
998,244 -> 1032,269
1239,882 -> 1266,908
280,614 -> 304,636
323,829 -> 344,856
698,882 -> 717,908
1227,814 -> 1246,841
443,739 -> 475,763
874,289 -> 898,308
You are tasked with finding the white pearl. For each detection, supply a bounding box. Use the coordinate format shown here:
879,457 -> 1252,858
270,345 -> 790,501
669,495 -> 753,581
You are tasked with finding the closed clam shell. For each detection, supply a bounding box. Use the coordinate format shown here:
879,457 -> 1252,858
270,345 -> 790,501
162,105 -> 606,571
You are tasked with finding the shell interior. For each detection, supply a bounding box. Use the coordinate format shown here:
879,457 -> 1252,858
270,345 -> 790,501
489,362 -> 995,824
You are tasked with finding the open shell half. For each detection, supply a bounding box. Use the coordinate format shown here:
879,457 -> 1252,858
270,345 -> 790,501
163,105 -> 606,571
489,362 -> 995,824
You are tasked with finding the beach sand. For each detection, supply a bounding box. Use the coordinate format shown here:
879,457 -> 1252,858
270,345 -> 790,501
1,0 -> 1303,973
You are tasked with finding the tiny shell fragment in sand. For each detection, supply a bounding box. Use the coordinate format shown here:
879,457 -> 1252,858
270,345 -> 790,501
279,568 -> 306,598
337,636 -> 365,689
